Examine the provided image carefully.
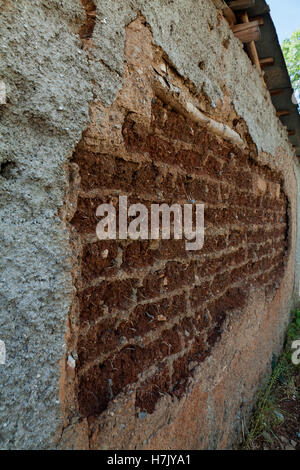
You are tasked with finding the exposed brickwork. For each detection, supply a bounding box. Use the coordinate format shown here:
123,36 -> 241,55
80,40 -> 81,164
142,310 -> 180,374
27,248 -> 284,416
68,20 -> 289,421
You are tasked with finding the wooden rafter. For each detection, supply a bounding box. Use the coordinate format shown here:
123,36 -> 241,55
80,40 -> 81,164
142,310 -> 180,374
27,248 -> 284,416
232,19 -> 260,33
234,12 -> 262,75
260,57 -> 275,67
226,1 -> 296,138
270,89 -> 285,96
228,0 -> 256,11
276,110 -> 290,117
231,20 -> 260,43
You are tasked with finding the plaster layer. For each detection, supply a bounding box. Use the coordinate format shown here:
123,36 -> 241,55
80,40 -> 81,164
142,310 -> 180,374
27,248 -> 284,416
89,0 -> 293,157
0,0 -> 92,449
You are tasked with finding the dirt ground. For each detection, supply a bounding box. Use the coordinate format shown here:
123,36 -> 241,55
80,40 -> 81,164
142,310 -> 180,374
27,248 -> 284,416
253,371 -> 300,450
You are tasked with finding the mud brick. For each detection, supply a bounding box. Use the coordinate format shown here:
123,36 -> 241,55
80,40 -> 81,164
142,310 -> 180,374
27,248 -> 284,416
191,281 -> 211,307
122,240 -> 158,270
193,127 -> 210,154
114,157 -> 139,191
71,196 -> 106,234
162,108 -> 195,144
175,149 -> 203,172
72,151 -> 115,191
171,354 -> 190,393
132,162 -> 159,195
148,134 -> 176,165
202,233 -> 227,254
205,206 -> 236,226
137,270 -> 164,301
122,115 -> 149,153
135,364 -> 170,414
202,154 -> 223,179
163,261 -> 195,292
185,178 -> 220,204
81,240 -> 119,281
228,228 -> 247,247
179,316 -> 196,345
159,239 -> 188,260
79,278 -> 137,324
74,92 -> 289,423
195,257 -> 222,278
194,309 -> 211,331
211,271 -> 232,294
77,318 -> 119,366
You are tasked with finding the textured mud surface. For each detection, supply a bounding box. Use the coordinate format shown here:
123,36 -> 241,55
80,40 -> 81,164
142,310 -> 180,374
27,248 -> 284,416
59,18 -> 292,449
73,98 -> 289,418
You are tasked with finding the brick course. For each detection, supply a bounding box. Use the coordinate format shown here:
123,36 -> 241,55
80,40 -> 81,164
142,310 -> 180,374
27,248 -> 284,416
70,96 -> 288,418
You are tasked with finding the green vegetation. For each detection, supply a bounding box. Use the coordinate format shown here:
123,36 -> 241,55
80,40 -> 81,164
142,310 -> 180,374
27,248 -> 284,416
282,29 -> 300,99
243,309 -> 300,450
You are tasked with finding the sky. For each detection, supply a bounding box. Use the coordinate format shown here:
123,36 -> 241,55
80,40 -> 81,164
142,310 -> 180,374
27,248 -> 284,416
267,0 -> 300,44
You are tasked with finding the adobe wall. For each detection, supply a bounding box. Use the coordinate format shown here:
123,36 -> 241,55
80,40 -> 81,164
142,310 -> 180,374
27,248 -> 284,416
0,0 -> 297,449
294,161 -> 300,302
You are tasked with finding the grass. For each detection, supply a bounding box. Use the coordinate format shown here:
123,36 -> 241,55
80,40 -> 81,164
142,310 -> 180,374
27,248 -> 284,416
242,309 -> 300,450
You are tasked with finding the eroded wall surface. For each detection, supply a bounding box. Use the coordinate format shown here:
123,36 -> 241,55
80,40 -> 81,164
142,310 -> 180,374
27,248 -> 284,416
0,0 -> 297,449
294,161 -> 300,302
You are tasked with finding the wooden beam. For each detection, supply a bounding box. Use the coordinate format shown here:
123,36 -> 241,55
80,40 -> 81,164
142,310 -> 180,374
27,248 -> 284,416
234,27 -> 260,43
288,130 -> 296,136
238,12 -> 266,87
232,21 -> 260,43
248,41 -> 261,69
239,12 -> 262,72
260,57 -> 275,67
223,6 -> 237,26
228,0 -> 256,11
270,88 -> 284,96
232,19 -> 260,33
276,110 -> 290,117
250,16 -> 264,26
